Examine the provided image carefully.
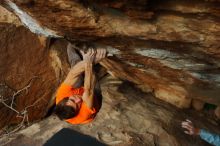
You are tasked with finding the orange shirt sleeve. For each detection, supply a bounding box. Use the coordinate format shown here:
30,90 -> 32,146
65,102 -> 96,124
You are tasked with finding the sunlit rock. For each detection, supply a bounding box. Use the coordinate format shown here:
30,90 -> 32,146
0,1 -> 219,145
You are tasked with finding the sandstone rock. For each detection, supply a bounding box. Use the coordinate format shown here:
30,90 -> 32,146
0,23 -> 56,128
1,0 -> 220,108
1,76 -> 219,146
154,85 -> 191,108
0,1 -> 219,145
0,5 -> 21,25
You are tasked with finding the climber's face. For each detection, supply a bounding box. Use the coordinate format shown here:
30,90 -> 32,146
66,95 -> 83,112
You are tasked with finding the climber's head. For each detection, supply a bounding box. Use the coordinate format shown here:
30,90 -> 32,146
55,95 -> 83,120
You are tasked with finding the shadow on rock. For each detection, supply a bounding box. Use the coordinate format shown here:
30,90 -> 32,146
44,128 -> 107,146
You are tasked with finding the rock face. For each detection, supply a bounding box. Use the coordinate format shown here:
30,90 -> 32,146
0,23 -> 57,128
1,0 -> 220,109
1,76 -> 219,146
0,5 -> 20,25
0,1 -> 220,146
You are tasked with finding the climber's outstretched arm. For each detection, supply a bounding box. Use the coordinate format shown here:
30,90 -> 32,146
77,49 -> 96,109
82,61 -> 96,108
63,61 -> 86,86
63,48 -> 106,88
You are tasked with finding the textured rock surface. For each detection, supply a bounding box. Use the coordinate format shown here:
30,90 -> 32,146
0,5 -> 20,25
0,23 -> 57,128
1,76 -> 220,146
1,0 -> 220,108
0,1 -> 220,146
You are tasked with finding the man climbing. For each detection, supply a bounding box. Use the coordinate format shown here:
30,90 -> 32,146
181,119 -> 220,146
54,43 -> 106,124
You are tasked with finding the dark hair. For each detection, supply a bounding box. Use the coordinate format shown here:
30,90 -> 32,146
54,98 -> 76,120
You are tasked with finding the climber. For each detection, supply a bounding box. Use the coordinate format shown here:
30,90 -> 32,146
54,43 -> 106,124
181,119 -> 220,146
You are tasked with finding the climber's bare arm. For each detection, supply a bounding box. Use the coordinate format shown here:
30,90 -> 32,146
63,47 -> 106,87
82,61 -> 96,108
78,49 -> 95,108
63,61 -> 85,86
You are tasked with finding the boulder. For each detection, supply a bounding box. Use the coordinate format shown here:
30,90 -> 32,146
0,23 -> 56,128
1,75 -> 219,146
0,1 -> 220,145
1,0 -> 220,108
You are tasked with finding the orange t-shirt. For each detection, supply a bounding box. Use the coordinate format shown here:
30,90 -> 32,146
56,83 -> 97,124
